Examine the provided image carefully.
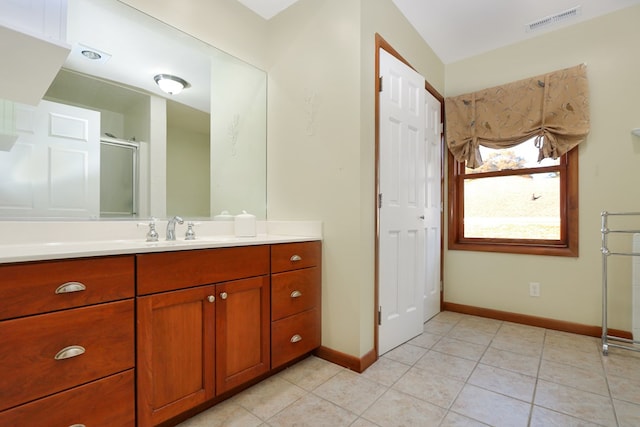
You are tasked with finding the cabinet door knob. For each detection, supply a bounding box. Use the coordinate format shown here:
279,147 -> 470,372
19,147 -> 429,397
54,345 -> 86,360
207,295 -> 215,303
220,292 -> 228,300
69,424 -> 86,427
290,254 -> 302,262
290,290 -> 302,298
290,334 -> 302,343
55,282 -> 86,294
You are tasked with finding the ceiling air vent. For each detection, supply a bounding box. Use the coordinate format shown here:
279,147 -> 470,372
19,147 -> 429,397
526,5 -> 582,32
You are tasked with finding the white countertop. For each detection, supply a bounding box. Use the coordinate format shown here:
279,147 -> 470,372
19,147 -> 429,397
0,220 -> 322,264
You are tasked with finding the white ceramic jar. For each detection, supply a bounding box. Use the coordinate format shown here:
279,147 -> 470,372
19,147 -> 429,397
234,211 -> 256,237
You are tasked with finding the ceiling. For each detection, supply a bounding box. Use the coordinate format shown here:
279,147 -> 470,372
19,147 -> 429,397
62,0 -> 232,114
237,0 -> 640,64
52,0 -> 640,120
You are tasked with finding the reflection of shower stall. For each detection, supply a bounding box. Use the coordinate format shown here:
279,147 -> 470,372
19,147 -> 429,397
100,137 -> 138,217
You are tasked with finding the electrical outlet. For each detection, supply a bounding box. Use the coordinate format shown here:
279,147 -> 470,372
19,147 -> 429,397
529,282 -> 540,297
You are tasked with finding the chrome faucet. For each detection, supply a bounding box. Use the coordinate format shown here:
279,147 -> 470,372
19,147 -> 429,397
166,216 -> 184,241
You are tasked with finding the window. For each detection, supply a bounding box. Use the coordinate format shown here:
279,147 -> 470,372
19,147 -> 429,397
448,139 -> 578,256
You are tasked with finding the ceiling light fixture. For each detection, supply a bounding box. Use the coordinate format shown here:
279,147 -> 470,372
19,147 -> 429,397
154,74 -> 190,95
81,49 -> 102,60
73,43 -> 111,64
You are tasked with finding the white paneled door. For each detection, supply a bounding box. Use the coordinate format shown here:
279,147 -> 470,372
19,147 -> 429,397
423,88 -> 442,323
0,100 -> 100,217
378,48 -> 427,355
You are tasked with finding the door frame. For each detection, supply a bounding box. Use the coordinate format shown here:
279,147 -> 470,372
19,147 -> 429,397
374,33 -> 445,357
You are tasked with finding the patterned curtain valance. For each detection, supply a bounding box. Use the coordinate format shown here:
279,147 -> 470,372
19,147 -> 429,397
444,64 -> 590,169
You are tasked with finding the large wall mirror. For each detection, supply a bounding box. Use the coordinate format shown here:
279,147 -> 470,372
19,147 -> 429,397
0,0 -> 266,220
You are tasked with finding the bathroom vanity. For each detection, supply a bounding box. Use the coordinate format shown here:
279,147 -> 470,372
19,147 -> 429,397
0,256 -> 136,426
0,228 -> 321,427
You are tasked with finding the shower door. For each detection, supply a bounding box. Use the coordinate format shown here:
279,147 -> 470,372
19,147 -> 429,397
100,139 -> 138,217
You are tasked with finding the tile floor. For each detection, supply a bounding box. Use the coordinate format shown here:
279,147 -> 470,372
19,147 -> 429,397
177,311 -> 640,426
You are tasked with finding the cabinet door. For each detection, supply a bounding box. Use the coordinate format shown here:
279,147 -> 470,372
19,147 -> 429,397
137,286 -> 216,427
216,276 -> 270,394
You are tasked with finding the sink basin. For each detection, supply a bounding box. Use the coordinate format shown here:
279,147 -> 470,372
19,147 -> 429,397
126,235 -> 239,246
194,236 -> 237,243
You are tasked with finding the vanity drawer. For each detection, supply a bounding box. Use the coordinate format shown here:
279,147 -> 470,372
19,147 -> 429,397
271,308 -> 321,368
272,267 -> 321,321
0,255 -> 135,321
0,369 -> 135,427
137,245 -> 270,295
271,241 -> 321,273
0,299 -> 134,412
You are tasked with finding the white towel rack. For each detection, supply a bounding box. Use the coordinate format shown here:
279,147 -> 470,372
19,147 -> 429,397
601,211 -> 640,355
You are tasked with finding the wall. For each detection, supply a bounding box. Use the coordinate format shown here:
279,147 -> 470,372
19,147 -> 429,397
266,0 -> 364,357
266,0 -> 444,357
125,0 -> 443,359
444,5 -> 640,331
119,0 -> 268,69
210,55 -> 267,218
167,125 -> 210,217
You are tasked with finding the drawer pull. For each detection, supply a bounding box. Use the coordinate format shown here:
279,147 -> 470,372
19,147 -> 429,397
290,290 -> 302,298
290,334 -> 302,343
55,282 -> 86,294
290,254 -> 302,262
54,345 -> 86,360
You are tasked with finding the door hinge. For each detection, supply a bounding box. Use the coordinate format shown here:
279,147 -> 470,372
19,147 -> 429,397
379,76 -> 383,92
378,306 -> 382,325
378,193 -> 382,208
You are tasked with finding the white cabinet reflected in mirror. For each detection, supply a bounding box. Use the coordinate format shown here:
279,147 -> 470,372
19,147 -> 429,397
0,0 -> 266,220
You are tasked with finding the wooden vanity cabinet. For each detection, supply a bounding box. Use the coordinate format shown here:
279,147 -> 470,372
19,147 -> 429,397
270,241 -> 322,368
0,240 -> 320,426
136,246 -> 271,427
0,255 -> 135,426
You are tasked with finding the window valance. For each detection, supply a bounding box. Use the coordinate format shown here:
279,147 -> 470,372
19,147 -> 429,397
444,64 -> 590,169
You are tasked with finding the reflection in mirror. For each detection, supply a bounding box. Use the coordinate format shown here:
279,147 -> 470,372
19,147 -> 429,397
0,0 -> 266,220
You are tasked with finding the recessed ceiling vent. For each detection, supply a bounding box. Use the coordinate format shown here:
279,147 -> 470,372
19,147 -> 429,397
526,5 -> 582,32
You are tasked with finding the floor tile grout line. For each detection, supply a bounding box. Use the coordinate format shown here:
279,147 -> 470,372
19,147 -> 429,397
600,347 -> 621,427
244,361 -> 348,424
533,327 -> 620,427
440,317 -> 501,423
389,315 -> 466,423
322,369 -> 388,417
450,319 -> 551,421
527,328 -> 547,427
431,314 -> 469,426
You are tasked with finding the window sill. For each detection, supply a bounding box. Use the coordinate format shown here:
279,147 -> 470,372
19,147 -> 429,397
448,240 -> 578,257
